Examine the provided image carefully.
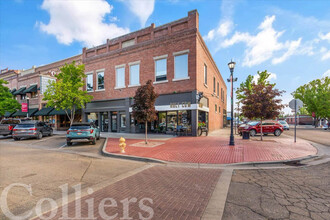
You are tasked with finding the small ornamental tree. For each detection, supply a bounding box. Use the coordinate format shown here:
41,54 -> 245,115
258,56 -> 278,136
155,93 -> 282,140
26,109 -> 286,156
43,62 -> 93,126
0,79 -> 20,116
132,80 -> 158,144
242,83 -> 285,140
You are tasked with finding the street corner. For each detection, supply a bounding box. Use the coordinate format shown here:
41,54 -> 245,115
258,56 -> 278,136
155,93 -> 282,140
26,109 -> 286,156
103,135 -> 319,165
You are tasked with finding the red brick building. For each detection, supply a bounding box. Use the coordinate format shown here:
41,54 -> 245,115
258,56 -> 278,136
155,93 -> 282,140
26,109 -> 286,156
82,10 -> 227,136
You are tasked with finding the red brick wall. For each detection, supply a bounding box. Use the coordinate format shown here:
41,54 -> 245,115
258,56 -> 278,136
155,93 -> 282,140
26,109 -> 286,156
196,34 -> 227,130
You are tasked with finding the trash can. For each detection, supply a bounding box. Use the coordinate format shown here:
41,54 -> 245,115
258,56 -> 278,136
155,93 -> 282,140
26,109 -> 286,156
242,131 -> 250,139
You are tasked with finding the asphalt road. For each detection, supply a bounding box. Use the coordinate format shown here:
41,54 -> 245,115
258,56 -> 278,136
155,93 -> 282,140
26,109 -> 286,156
283,128 -> 330,147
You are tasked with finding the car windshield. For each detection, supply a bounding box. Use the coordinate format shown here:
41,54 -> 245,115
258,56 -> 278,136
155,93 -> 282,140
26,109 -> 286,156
248,121 -> 259,126
16,124 -> 35,128
70,126 -> 90,130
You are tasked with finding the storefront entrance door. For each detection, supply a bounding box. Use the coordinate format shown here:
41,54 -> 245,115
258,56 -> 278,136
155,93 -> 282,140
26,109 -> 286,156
111,112 -> 117,132
101,112 -> 109,132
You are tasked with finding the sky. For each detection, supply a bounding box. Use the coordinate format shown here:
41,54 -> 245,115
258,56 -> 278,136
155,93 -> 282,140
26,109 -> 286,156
1,0 -> 330,114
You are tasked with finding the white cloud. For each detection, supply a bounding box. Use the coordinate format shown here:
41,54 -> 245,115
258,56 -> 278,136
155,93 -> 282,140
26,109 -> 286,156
124,0 -> 155,27
252,72 -> 277,83
38,0 -> 129,47
204,0 -> 235,41
319,32 -> 330,42
321,49 -> 330,61
323,69 -> 330,78
221,15 -> 306,67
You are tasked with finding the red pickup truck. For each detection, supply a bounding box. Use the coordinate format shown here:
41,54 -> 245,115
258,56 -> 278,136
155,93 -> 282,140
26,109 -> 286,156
238,121 -> 284,137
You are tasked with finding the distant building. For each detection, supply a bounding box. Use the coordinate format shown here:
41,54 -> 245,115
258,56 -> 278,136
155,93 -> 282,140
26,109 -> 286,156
285,115 -> 313,125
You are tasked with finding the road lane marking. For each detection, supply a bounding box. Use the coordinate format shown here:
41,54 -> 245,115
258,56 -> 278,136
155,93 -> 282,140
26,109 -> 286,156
59,144 -> 67,149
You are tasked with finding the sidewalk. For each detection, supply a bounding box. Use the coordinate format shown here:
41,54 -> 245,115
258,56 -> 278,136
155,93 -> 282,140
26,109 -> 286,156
104,135 -> 317,164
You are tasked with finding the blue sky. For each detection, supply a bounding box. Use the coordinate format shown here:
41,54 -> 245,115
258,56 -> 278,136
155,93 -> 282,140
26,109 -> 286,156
1,0 -> 330,114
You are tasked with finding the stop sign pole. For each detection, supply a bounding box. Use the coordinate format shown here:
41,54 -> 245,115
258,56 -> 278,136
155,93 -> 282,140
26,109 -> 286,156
289,99 -> 303,143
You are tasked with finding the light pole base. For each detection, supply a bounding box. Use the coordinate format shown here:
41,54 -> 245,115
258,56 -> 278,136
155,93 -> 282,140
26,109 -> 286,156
229,135 -> 235,146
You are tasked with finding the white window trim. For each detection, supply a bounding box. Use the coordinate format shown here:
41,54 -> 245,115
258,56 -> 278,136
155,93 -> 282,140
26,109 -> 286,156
174,52 -> 189,80
172,77 -> 190,82
153,54 -> 168,60
20,85 -> 27,88
115,65 -> 126,88
94,89 -> 105,92
173,49 -> 189,56
154,58 -> 167,83
96,70 -> 105,91
128,84 -> 141,88
29,83 -> 38,86
129,61 -> 140,86
153,80 -> 168,84
85,71 -> 94,92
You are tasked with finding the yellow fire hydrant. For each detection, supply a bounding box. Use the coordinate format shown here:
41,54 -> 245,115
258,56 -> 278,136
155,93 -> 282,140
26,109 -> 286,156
119,137 -> 126,153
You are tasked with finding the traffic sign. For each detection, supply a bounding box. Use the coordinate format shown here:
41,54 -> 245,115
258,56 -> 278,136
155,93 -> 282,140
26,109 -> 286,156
289,99 -> 303,110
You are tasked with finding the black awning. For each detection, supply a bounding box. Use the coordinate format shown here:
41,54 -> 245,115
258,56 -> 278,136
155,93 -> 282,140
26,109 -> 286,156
3,111 -> 16,117
12,87 -> 26,95
11,88 -> 17,94
23,85 -> 38,93
12,108 -> 38,117
34,107 -> 54,116
48,109 -> 81,116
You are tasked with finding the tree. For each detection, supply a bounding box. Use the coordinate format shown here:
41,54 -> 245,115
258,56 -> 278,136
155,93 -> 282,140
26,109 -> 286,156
132,80 -> 158,144
43,62 -> 93,126
293,77 -> 330,127
241,83 -> 285,140
236,70 -> 275,111
0,79 -> 20,116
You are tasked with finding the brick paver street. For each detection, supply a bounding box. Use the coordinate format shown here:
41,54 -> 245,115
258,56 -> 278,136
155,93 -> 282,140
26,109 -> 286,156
105,136 -> 317,164
223,162 -> 330,220
36,166 -> 222,220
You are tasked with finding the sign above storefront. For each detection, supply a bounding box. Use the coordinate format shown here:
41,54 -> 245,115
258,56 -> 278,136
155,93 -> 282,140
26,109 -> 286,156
170,102 -> 191,108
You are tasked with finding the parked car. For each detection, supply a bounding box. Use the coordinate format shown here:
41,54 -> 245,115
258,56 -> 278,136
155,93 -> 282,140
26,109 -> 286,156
12,121 -> 53,140
0,118 -> 21,136
238,121 -> 284,136
278,120 -> 290,130
66,122 -> 100,146
321,124 -> 329,130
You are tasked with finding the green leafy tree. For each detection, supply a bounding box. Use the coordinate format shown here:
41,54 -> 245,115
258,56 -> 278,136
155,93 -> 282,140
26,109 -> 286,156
43,62 -> 93,126
0,79 -> 20,116
132,80 -> 158,144
293,76 -> 330,127
241,83 -> 285,140
236,70 -> 276,114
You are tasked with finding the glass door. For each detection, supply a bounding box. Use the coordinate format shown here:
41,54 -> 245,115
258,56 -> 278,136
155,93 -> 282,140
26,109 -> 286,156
101,112 -> 109,132
111,112 -> 117,132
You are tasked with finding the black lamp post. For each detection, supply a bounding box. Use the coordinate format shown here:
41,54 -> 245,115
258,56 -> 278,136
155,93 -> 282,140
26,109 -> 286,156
27,96 -> 30,118
227,60 -> 237,146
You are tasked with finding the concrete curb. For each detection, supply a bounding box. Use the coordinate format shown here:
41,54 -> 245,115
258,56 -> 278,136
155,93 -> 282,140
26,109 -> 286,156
101,138 -> 320,167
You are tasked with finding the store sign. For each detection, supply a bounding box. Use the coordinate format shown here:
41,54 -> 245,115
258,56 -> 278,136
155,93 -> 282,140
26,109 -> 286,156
170,102 -> 191,108
22,103 -> 28,112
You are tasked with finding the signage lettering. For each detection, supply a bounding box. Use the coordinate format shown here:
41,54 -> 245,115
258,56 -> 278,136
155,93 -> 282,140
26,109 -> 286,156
170,102 -> 191,108
22,103 -> 28,112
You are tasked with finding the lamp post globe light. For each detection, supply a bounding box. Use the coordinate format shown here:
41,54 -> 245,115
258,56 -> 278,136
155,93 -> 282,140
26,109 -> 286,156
227,60 -> 237,146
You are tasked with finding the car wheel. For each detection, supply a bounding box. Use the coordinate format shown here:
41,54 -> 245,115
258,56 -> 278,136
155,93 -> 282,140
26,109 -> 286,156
96,133 -> 100,140
249,129 -> 256,136
14,137 -> 20,141
67,141 -> 72,146
37,132 -> 43,139
274,129 -> 281,136
91,138 -> 96,145
49,130 -> 53,136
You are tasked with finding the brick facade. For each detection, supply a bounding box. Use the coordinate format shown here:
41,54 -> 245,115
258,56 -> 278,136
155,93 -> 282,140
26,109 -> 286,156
82,10 -> 227,135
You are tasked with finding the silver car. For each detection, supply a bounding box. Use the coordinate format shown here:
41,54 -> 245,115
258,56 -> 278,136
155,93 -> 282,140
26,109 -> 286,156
279,120 -> 290,130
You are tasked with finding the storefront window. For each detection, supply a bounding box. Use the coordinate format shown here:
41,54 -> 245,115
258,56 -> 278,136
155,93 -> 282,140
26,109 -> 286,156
178,110 -> 191,131
158,112 -> 166,132
87,112 -> 98,124
198,111 -> 209,128
166,111 -> 177,131
101,112 -> 108,132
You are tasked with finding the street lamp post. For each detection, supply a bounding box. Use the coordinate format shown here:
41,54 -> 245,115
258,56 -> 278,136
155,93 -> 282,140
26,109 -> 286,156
26,96 -> 30,118
227,60 -> 237,146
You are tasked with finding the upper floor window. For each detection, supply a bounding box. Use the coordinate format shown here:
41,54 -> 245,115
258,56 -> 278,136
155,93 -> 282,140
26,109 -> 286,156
97,71 -> 104,90
217,82 -> 219,97
21,94 -> 26,100
204,64 -> 207,85
174,53 -> 188,79
116,66 -> 125,88
213,77 -> 216,93
155,58 -> 167,82
129,63 -> 140,86
219,106 -> 221,114
215,104 -> 217,113
221,88 -> 223,101
86,73 -> 93,92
